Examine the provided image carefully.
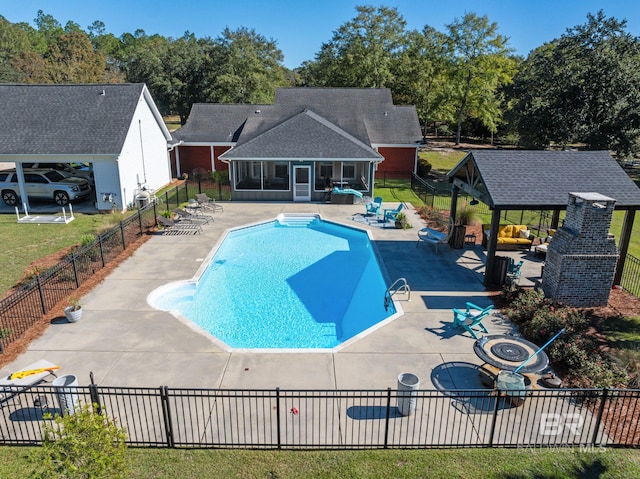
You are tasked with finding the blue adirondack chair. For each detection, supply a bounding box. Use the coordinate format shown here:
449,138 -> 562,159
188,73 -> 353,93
452,302 -> 493,339
383,203 -> 404,222
366,197 -> 383,217
507,258 -> 524,284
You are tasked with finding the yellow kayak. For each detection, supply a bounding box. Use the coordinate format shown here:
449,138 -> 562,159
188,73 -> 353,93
9,365 -> 60,380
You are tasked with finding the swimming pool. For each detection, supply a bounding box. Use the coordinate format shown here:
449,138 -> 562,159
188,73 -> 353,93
148,214 -> 400,350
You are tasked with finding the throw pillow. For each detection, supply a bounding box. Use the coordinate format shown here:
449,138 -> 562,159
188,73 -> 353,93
519,229 -> 530,239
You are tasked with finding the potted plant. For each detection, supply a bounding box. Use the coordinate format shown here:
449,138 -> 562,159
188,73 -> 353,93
64,298 -> 82,323
395,212 -> 412,229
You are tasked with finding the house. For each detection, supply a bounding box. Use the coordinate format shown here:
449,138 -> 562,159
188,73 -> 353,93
170,88 -> 422,201
0,83 -> 172,211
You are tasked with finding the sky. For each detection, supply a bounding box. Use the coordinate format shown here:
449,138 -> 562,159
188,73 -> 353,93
2,0 -> 640,69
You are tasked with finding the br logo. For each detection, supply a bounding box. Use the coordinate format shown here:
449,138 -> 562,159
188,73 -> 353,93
539,413 -> 584,436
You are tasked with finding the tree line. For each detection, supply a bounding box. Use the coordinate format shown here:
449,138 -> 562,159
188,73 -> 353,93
2,7 -> 640,157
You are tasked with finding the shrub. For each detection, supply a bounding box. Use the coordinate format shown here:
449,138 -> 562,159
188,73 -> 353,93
31,402 -> 128,479
456,205 -> 479,226
416,157 -> 433,179
503,289 -> 547,323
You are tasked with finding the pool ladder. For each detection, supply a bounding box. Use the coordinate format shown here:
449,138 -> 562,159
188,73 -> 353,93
384,278 -> 410,311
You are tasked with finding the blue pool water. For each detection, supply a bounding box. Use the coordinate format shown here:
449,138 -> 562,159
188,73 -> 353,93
148,215 -> 397,349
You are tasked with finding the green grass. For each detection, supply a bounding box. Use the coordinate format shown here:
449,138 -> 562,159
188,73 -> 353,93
0,212 -> 126,295
419,149 -> 467,174
2,446 -> 640,478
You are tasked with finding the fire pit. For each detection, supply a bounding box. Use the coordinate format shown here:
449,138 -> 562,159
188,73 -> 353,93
473,335 -> 549,374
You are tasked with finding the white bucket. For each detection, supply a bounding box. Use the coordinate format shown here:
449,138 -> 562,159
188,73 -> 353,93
53,374 -> 79,415
397,372 -> 420,416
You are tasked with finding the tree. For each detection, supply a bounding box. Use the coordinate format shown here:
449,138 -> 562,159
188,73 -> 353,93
45,31 -> 107,83
391,26 -> 454,138
510,11 -> 640,157
300,5 -> 406,88
209,27 -> 286,104
445,13 -> 516,144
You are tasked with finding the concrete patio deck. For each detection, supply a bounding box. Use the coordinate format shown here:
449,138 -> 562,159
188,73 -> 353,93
0,202 -> 543,392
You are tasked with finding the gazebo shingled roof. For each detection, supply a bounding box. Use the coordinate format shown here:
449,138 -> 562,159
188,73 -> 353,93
447,150 -> 640,286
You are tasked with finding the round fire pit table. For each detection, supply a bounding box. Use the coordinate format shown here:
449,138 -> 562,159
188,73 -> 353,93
473,334 -> 549,374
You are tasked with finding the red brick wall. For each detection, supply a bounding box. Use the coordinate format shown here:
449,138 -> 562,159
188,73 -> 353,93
376,147 -> 417,174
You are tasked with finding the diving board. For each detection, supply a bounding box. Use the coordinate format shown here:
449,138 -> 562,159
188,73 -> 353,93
15,203 -> 75,224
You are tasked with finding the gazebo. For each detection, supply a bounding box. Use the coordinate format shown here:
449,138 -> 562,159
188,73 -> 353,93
447,150 -> 640,286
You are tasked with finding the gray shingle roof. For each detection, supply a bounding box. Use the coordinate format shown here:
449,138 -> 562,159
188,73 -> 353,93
449,150 -> 640,209
221,109 -> 382,160
0,83 -> 158,155
172,88 -> 423,147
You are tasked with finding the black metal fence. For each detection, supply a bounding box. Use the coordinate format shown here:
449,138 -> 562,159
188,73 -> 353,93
620,253 -> 640,299
1,384 -> 638,449
0,204 -> 159,353
158,178 -> 231,212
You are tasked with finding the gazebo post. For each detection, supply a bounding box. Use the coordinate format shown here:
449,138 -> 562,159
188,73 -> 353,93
614,209 -> 636,286
550,210 -> 561,230
450,185 -> 459,224
484,208 -> 502,287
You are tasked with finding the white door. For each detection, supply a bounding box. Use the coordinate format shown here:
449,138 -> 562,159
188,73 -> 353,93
293,166 -> 311,202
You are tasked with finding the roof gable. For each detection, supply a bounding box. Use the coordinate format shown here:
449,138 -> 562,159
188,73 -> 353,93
449,150 -> 640,209
221,109 -> 382,160
0,83 -> 169,156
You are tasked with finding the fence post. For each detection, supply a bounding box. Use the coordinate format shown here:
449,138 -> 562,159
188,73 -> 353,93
98,235 -> 105,268
36,275 -> 47,314
120,222 -> 126,251
71,253 -> 79,289
160,386 -> 175,448
383,388 -> 392,449
592,388 -> 609,446
89,371 -> 101,415
137,208 -> 143,236
276,387 -> 282,449
488,390 -> 501,446
218,181 -> 222,200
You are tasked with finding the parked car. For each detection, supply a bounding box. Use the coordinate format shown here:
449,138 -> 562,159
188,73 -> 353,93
21,162 -> 94,183
0,169 -> 92,206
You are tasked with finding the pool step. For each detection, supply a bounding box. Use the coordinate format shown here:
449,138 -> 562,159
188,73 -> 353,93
276,213 -> 320,227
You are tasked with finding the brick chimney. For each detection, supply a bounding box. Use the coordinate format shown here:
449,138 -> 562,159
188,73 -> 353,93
541,192 -> 619,307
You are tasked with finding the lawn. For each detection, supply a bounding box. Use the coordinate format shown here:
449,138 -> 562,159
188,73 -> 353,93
1,446 -> 640,478
0,212 -> 127,296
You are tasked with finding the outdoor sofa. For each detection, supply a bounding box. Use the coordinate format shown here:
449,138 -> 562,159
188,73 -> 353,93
481,224 -> 535,250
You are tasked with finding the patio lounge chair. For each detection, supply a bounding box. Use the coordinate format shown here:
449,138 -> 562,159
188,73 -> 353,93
452,302 -> 492,339
365,197 -> 382,217
416,217 -> 455,254
156,216 -> 202,235
383,203 -> 404,222
195,193 -> 223,212
0,359 -> 59,406
173,208 -> 211,224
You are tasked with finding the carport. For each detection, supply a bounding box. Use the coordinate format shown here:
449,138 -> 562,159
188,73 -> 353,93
447,150 -> 640,286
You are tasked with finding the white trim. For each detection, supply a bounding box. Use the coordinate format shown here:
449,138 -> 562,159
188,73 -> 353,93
371,143 -> 421,149
178,141 -> 235,147
210,145 -> 215,172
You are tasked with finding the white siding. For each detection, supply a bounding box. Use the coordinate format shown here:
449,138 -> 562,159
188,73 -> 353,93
116,92 -> 171,210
